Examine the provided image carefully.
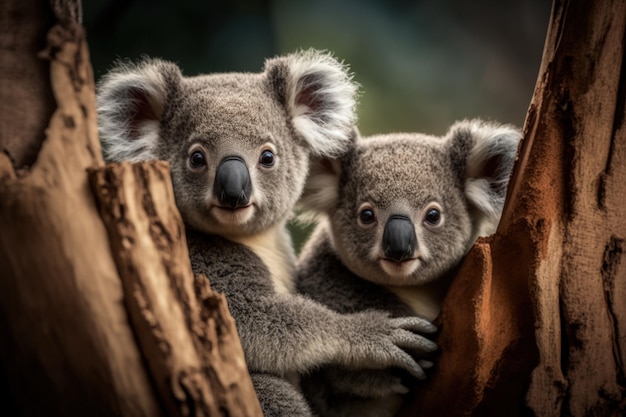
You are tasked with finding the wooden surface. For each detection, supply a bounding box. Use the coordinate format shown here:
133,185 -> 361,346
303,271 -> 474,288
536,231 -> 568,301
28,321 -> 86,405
89,162 -> 263,417
520,0 -> 626,414
401,0 -> 626,415
0,0 -> 55,168
0,1 -> 263,416
0,1 -> 162,415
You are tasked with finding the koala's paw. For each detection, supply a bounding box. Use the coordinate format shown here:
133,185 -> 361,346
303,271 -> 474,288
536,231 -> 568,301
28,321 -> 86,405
324,368 -> 409,398
346,312 -> 438,380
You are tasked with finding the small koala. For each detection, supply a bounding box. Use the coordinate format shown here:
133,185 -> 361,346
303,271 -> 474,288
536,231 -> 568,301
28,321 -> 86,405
296,119 -> 521,417
97,50 -> 437,417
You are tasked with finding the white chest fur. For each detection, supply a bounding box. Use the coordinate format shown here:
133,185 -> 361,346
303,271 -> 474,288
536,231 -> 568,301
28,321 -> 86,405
227,224 -> 297,294
385,285 -> 443,322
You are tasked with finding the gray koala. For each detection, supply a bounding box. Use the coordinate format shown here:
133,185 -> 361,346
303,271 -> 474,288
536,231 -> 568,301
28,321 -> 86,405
296,119 -> 521,417
96,50 -> 437,417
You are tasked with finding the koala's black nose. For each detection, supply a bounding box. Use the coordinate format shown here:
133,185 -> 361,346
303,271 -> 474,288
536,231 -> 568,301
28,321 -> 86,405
382,215 -> 417,262
214,156 -> 252,209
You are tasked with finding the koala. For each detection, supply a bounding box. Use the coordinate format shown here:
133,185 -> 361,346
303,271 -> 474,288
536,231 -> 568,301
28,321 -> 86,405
96,50 -> 437,417
296,119 -> 521,417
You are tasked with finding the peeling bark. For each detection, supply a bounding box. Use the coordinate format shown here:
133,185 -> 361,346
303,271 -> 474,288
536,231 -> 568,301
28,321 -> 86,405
400,0 -> 626,415
0,2 -> 161,415
88,162 -> 263,417
0,1 -> 261,416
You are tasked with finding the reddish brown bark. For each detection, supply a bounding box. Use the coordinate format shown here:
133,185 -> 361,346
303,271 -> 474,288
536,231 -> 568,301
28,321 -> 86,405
401,0 -> 626,415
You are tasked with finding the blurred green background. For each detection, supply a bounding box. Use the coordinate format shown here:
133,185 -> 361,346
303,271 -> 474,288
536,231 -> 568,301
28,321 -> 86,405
83,0 -> 551,249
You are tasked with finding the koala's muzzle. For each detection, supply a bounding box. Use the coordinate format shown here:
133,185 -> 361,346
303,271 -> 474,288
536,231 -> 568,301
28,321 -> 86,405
214,156 -> 252,209
382,215 -> 416,262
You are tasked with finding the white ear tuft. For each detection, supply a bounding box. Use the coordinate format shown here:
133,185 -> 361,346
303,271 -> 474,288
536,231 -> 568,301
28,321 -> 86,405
265,49 -> 359,158
97,59 -> 180,162
296,156 -> 343,223
448,119 -> 522,236
464,178 -> 502,236
461,120 -> 522,181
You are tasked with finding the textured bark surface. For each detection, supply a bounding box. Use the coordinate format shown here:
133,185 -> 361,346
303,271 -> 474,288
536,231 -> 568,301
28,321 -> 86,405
400,0 -> 626,415
0,0 -> 55,169
89,162 -> 263,417
0,1 -> 261,416
0,2 -> 162,416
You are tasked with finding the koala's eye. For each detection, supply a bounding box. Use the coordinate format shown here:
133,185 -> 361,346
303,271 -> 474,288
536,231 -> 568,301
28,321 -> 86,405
189,150 -> 206,169
424,208 -> 442,226
259,149 -> 275,168
359,209 -> 376,225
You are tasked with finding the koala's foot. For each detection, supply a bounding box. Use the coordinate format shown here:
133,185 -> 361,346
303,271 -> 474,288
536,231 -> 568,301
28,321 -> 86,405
250,372 -> 314,417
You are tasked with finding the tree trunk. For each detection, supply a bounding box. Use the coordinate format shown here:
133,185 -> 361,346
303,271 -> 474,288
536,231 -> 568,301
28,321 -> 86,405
0,1 -> 261,416
88,162 -> 262,417
401,0 -> 626,415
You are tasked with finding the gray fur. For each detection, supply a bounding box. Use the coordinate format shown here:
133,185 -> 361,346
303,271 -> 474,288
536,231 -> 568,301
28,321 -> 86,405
97,50 -> 437,417
296,119 -> 521,417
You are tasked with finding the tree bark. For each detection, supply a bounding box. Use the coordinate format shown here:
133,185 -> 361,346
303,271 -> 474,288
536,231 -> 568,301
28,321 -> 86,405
88,162 -> 262,417
0,1 -> 161,415
0,1 -> 261,416
401,0 -> 626,415
0,0 -> 55,169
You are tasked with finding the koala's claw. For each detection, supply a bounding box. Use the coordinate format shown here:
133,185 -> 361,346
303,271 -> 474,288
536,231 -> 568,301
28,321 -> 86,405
393,328 -> 438,353
418,359 -> 434,369
390,348 -> 427,380
345,311 -> 437,379
391,316 -> 438,334
389,382 -> 410,395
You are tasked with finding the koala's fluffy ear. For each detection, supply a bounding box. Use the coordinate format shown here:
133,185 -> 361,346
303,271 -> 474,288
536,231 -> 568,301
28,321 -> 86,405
297,128 -> 358,221
447,119 -> 522,236
97,59 -> 182,162
297,156 -> 343,221
265,49 -> 359,157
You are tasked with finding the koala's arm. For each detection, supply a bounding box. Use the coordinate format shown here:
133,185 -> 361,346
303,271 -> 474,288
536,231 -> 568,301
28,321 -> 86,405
297,225 -> 415,317
187,231 -> 436,379
296,225 -> 436,399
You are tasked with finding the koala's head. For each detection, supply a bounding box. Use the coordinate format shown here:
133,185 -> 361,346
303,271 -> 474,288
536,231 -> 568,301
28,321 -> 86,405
97,50 -> 358,237
300,120 -> 521,286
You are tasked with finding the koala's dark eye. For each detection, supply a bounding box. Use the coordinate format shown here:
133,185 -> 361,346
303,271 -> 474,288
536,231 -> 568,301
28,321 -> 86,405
424,208 -> 441,225
189,150 -> 206,169
359,209 -> 376,225
259,149 -> 275,167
